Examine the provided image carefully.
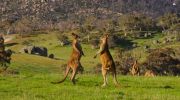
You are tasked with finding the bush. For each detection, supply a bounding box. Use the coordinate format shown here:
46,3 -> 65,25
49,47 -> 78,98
142,48 -> 180,76
114,49 -> 136,75
14,17 -> 33,34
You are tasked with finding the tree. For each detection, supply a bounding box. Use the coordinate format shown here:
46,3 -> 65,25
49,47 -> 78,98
14,17 -> 33,36
83,16 -> 97,42
119,13 -> 154,37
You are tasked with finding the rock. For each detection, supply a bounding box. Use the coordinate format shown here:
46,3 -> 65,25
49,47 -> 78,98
48,54 -> 54,59
31,46 -> 48,57
19,46 -> 34,54
20,46 -> 48,57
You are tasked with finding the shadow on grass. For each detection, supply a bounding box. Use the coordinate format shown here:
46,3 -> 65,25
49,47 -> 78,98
141,85 -> 174,89
123,85 -> 174,89
116,38 -> 134,50
5,43 -> 19,47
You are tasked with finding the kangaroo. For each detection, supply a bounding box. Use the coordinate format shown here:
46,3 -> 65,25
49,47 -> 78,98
145,70 -> 156,77
94,34 -> 119,87
130,60 -> 140,76
52,33 -> 84,84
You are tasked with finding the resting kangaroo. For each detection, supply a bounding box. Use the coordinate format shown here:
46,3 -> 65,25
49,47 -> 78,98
94,34 -> 119,87
52,33 -> 84,84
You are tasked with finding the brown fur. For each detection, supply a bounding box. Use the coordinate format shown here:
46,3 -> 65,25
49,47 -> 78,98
144,70 -> 156,77
94,34 -> 119,87
130,60 -> 140,76
52,33 -> 84,84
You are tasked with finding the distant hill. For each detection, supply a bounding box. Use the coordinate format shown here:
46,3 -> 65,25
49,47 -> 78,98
1,0 -> 179,23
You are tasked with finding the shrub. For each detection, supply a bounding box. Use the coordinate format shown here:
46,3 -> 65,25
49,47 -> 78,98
114,49 -> 136,75
142,48 -> 180,76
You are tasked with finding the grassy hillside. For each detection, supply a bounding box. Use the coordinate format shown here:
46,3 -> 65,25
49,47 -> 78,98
0,33 -> 180,100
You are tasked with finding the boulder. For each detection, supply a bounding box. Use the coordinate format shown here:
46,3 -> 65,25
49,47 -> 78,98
48,54 -> 54,59
19,46 -> 34,54
20,46 -> 48,57
31,46 -> 48,57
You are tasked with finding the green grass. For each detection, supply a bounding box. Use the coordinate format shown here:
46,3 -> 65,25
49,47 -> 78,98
0,33 -> 180,100
0,74 -> 180,100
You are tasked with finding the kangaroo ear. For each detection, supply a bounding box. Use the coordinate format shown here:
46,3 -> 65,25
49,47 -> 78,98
106,34 -> 109,38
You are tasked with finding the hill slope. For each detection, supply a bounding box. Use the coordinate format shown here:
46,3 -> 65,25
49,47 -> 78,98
0,33 -> 179,100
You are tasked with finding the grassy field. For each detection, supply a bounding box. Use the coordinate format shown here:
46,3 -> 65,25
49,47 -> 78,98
0,33 -> 180,100
1,74 -> 180,100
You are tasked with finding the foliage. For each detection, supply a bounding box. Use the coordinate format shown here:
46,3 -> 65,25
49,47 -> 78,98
157,13 -> 179,31
118,14 -> 156,37
142,48 -> 180,76
56,34 -> 68,42
14,17 -> 34,34
114,49 -> 136,75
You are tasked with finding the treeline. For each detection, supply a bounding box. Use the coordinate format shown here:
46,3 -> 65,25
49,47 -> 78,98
1,13 -> 179,38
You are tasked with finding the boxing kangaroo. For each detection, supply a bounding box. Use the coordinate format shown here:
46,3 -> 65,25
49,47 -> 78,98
52,33 -> 84,84
94,34 -> 119,87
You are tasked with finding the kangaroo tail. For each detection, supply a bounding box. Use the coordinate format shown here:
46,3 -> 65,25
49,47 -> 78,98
51,66 -> 70,84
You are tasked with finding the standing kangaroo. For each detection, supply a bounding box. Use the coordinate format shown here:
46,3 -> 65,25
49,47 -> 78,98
94,34 -> 119,87
52,33 -> 84,84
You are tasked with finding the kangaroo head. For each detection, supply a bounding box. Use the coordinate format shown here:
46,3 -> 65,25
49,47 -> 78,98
72,33 -> 80,39
100,34 -> 109,43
